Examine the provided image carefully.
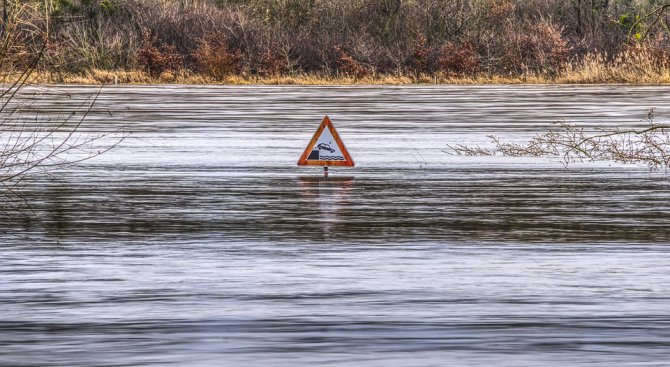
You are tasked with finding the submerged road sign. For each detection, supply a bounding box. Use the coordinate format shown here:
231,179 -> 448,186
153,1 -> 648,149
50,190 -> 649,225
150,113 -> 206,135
297,116 -> 355,167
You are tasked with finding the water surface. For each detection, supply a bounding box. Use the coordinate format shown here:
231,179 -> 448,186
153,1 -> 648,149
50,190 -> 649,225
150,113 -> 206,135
1,85 -> 669,366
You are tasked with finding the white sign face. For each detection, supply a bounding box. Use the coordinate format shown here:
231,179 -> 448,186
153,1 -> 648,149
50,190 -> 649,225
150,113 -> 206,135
297,116 -> 354,167
307,127 -> 346,162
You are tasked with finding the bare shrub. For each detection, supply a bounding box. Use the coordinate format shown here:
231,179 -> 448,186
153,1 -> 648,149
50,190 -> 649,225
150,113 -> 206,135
448,109 -> 670,170
49,19 -> 128,71
502,20 -> 572,74
483,0 -> 517,22
255,49 -> 282,77
531,21 -> 573,72
642,33 -> 670,67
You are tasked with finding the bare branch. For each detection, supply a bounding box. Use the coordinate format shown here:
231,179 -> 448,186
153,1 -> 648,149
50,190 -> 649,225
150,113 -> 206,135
1,2 -> 125,195
448,108 -> 670,171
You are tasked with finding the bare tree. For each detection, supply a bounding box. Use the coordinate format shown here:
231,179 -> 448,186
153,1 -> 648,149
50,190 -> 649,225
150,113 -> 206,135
1,1 -> 124,192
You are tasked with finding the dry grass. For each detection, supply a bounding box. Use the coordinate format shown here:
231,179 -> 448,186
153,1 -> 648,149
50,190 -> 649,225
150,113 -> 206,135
18,48 -> 670,85
558,48 -> 670,84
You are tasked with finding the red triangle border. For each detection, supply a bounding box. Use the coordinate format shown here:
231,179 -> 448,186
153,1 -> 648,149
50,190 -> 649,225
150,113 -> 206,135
297,116 -> 355,167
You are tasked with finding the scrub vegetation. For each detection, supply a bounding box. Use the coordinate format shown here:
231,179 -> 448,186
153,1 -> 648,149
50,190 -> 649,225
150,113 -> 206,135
3,0 -> 670,84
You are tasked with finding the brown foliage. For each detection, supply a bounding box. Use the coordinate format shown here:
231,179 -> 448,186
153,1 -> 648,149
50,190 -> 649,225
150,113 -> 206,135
334,45 -> 368,78
438,41 -> 480,76
192,37 -> 243,80
482,0 -> 516,22
258,49 -> 284,77
137,28 -> 183,77
409,34 -> 430,74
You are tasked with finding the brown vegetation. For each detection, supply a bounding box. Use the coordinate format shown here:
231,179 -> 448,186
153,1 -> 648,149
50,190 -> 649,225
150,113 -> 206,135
4,0 -> 670,84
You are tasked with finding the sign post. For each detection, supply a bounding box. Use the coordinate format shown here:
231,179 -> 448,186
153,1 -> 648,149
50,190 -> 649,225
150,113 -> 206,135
297,116 -> 354,177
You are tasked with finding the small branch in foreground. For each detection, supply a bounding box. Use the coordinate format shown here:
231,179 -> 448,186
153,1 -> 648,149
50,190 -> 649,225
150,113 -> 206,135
447,109 -> 670,170
444,144 -> 494,156
1,86 -> 126,189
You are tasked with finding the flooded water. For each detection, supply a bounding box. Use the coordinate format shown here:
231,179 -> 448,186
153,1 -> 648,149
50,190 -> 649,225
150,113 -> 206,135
2,85 -> 670,366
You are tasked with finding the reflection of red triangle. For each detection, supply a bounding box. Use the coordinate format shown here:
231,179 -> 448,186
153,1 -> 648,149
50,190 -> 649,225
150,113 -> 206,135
297,116 -> 355,167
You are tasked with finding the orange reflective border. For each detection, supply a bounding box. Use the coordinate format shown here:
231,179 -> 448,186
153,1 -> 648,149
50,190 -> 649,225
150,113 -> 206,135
297,116 -> 355,167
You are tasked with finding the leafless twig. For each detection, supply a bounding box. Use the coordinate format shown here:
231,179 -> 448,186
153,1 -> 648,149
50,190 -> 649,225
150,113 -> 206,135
1,1 -> 125,194
447,108 -> 670,170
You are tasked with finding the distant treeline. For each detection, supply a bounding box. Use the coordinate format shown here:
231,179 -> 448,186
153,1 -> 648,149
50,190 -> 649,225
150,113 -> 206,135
4,0 -> 670,82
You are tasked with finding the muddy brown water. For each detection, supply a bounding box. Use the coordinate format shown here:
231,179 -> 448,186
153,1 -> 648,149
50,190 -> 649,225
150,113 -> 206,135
1,85 -> 670,366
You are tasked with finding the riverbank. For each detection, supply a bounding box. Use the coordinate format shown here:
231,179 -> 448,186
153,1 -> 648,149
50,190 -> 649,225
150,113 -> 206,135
23,55 -> 670,85
6,1 -> 670,87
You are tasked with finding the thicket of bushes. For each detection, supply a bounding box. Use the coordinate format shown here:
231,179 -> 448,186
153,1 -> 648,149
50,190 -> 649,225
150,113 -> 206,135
5,0 -> 670,82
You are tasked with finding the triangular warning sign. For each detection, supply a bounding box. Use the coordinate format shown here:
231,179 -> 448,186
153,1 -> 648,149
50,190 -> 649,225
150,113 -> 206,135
297,116 -> 355,167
